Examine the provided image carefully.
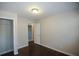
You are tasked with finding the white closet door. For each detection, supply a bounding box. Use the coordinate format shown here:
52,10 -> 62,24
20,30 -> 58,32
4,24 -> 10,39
0,19 -> 13,55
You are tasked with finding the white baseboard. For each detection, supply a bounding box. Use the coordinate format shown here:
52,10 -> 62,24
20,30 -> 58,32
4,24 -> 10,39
13,44 -> 28,55
12,43 -> 75,56
0,49 -> 13,55
14,51 -> 18,55
40,44 -> 75,56
18,44 -> 28,50
34,42 -> 41,45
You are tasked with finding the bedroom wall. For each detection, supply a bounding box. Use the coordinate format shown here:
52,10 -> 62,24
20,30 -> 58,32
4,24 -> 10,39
17,16 -> 34,49
39,11 -> 79,56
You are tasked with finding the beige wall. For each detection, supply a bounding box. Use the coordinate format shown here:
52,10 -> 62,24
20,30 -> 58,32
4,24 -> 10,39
39,11 -> 79,56
17,16 -> 34,49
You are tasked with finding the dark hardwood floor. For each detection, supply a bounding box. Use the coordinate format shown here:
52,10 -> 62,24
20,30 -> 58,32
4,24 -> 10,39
2,41 -> 68,56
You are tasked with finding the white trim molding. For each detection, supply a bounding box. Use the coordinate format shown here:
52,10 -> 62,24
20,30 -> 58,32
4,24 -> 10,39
0,49 -> 13,55
40,44 -> 75,56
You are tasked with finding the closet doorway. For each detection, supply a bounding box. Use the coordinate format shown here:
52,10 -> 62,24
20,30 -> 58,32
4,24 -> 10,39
0,18 -> 14,55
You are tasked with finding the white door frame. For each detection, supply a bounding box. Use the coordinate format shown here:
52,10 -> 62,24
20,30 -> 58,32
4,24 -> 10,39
34,23 -> 40,45
27,23 -> 34,42
0,18 -> 18,55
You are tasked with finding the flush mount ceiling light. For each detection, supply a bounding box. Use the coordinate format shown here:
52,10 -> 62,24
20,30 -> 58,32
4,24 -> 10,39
31,8 -> 40,15
28,5 -> 42,15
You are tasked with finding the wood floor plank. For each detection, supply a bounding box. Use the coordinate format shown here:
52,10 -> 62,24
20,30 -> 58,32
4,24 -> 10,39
2,41 -> 68,56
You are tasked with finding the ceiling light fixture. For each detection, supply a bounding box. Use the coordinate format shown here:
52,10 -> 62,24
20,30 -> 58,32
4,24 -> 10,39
31,8 -> 40,14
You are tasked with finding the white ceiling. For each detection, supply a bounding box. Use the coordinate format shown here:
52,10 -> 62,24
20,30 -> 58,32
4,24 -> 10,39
0,2 -> 77,20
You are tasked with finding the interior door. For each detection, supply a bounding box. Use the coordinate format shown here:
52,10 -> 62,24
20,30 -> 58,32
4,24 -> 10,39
0,19 -> 13,55
34,23 -> 40,45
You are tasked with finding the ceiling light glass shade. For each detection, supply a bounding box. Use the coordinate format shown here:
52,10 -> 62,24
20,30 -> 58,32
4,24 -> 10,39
31,8 -> 39,14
